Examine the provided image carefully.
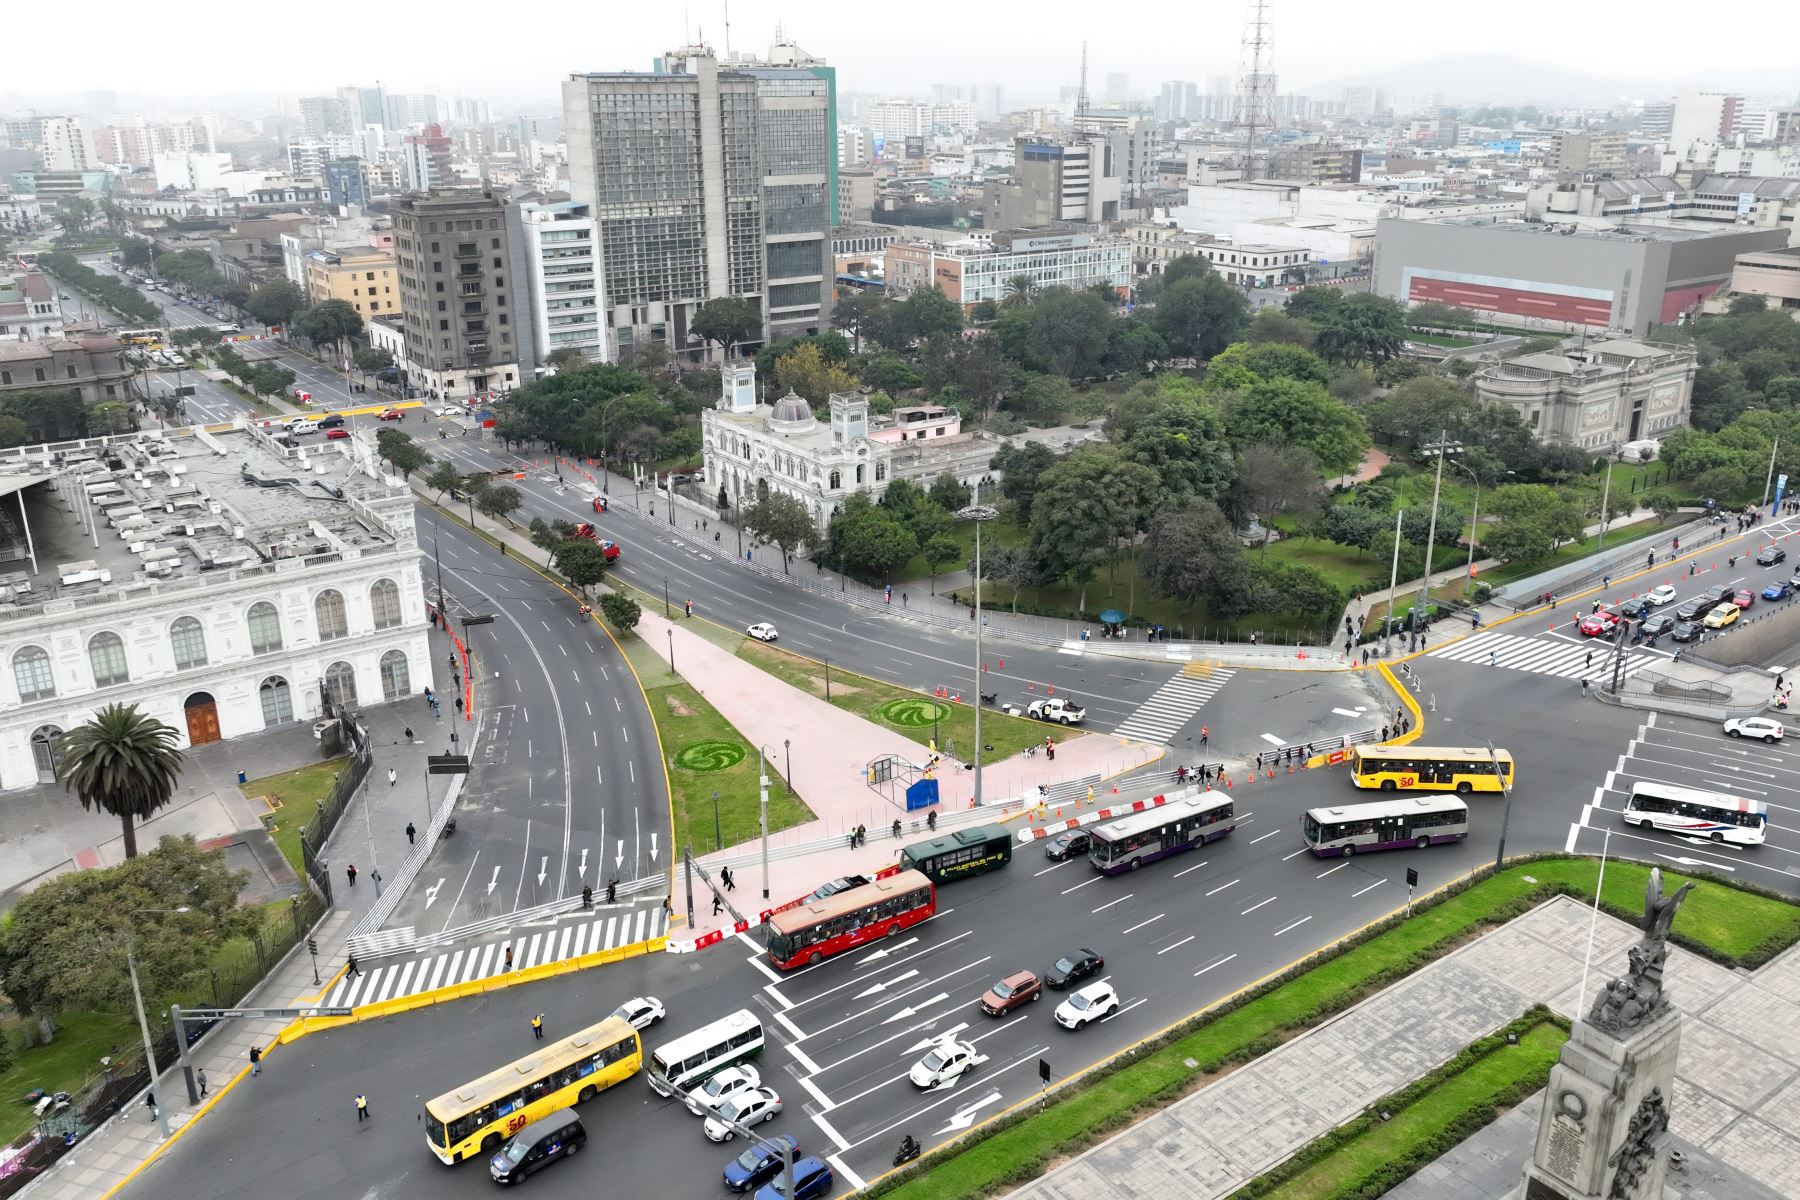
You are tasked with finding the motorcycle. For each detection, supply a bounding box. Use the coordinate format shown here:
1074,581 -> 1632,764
893,1137 -> 921,1167
979,691 -> 998,706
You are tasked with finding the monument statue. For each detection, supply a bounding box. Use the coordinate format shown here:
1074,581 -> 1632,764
1605,1087 -> 1669,1199
1586,868 -> 1693,1037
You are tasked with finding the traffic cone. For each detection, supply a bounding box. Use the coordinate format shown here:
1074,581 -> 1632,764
1267,768 -> 1275,779
1225,778 -> 1232,789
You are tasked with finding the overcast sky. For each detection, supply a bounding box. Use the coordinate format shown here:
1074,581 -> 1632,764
8,0 -> 1798,110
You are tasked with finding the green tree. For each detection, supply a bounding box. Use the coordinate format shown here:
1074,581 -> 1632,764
860,354 -> 923,395
825,494 -> 919,580
1150,274 -> 1249,360
1142,501 -> 1251,617
425,461 -> 461,501
120,237 -> 153,270
55,703 -> 184,859
1283,287 -> 1345,324
1727,294 -> 1768,316
56,195 -> 95,234
247,280 -> 307,331
989,441 -> 1058,523
1121,394 -> 1237,504
89,402 -> 134,435
775,340 -> 858,402
153,249 -> 218,290
691,296 -> 764,355
599,593 -> 641,635
1312,294 -> 1410,367
1208,341 -> 1333,388
0,835 -> 251,1027
1103,319 -> 1168,376
1482,483 -> 1586,565
831,289 -> 890,353
1223,377 -> 1369,475
1644,488 -> 1681,524
1027,447 -> 1158,610
475,482 -> 523,524
352,346 -> 394,376
1247,308 -> 1314,347
546,346 -> 590,371
932,333 -> 1007,420
555,539 -> 609,594
292,299 -> 364,354
375,428 -> 430,477
741,491 -> 816,573
922,533 -> 962,594
248,363 -> 297,397
1134,254 -> 1213,306
1230,443 -> 1326,546
0,414 -> 29,448
1019,287 -> 1112,379
1001,274 -> 1037,309
615,424 -> 664,466
970,299 -> 1000,321
928,472 -> 971,511
898,286 -> 964,343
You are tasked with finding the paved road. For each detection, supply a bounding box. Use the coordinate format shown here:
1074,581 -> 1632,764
388,508 -> 666,932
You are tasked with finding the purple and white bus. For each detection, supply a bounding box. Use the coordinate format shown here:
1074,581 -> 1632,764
1301,795 -> 1469,858
1087,790 -> 1235,875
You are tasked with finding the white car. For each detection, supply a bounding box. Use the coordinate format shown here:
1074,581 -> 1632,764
611,996 -> 665,1029
1646,584 -> 1678,606
908,1037 -> 984,1088
746,622 -> 779,642
1724,716 -> 1785,744
435,404 -> 466,417
684,1065 -> 762,1116
1054,981 -> 1121,1030
702,1087 -> 782,1142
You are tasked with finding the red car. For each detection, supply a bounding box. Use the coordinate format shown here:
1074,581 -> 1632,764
377,407 -> 404,421
600,539 -> 620,562
325,427 -> 350,439
1732,589 -> 1756,609
1578,611 -> 1621,637
979,970 -> 1042,1016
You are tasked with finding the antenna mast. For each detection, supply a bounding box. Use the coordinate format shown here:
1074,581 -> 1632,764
1234,0 -> 1275,181
1075,41 -> 1090,131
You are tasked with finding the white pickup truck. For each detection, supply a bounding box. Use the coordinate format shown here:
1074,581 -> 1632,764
1025,697 -> 1087,725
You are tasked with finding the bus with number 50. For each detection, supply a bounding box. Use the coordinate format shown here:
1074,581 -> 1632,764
424,1015 -> 640,1163
1350,745 -> 1514,793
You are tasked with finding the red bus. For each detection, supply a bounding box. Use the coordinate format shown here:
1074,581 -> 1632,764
766,870 -> 935,970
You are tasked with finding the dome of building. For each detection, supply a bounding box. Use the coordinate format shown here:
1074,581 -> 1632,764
767,389 -> 814,432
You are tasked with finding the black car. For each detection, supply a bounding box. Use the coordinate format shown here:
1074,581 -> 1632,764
1044,830 -> 1091,861
1757,546 -> 1787,566
1045,948 -> 1104,990
1615,598 -> 1651,620
724,1135 -> 800,1193
1674,600 -> 1711,623
1705,584 -> 1737,607
1671,621 -> 1703,643
807,875 -> 869,902
319,414 -> 346,428
1639,614 -> 1677,638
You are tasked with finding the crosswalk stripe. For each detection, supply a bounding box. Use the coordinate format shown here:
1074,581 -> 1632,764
605,916 -> 618,948
1427,631 -> 1659,680
1114,667 -> 1236,743
559,927 -> 575,959
444,949 -> 464,985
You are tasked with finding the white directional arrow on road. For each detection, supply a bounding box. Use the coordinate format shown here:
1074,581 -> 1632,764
859,938 -> 918,963
487,865 -> 502,895
615,839 -> 624,870
1660,851 -> 1737,872
937,1090 -> 1003,1135
424,878 -> 445,908
650,834 -> 659,863
537,856 -> 548,886
906,1024 -> 969,1055
855,970 -> 920,999
578,848 -> 588,878
883,993 -> 948,1024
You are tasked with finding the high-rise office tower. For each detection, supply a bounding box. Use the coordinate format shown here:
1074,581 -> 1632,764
300,96 -> 353,138
338,86 -> 388,129
391,189 -> 525,400
562,40 -> 834,361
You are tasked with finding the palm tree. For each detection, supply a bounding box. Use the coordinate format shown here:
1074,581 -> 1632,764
56,704 -> 185,859
1001,275 -> 1037,310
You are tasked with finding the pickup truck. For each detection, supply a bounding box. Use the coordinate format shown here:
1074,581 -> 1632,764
1025,697 -> 1086,725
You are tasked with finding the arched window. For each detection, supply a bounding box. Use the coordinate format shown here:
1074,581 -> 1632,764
875,461 -> 887,482
855,464 -> 865,485
259,675 -> 293,726
380,649 -> 411,700
247,602 -> 282,655
88,632 -> 129,687
369,579 -> 402,630
828,469 -> 841,489
13,646 -> 54,702
169,616 -> 207,670
323,661 -> 357,707
30,725 -> 64,784
314,590 -> 349,641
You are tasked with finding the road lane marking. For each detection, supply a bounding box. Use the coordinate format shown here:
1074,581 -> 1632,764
1122,914 -> 1164,934
800,1076 -> 836,1111
772,1008 -> 808,1044
811,1112 -> 851,1151
1158,935 -> 1196,955
1283,848 -> 1308,860
1194,952 -> 1238,977
1205,878 -> 1239,896
1061,876 -> 1104,894
1034,860 -> 1074,876
1240,896 -> 1276,915
1274,915 -> 1314,936
1173,860 -> 1209,878
1351,879 -> 1386,897
1316,862 -> 1348,879
827,1155 -> 866,1190
1091,893 -> 1133,913
762,983 -> 796,1011
1249,830 -> 1280,845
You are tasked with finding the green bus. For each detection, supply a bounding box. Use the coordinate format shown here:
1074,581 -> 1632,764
899,823 -> 1013,883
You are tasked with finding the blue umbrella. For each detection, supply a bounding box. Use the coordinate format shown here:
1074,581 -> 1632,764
1098,609 -> 1127,625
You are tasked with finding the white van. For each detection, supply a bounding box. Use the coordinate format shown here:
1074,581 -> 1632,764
286,418 -> 320,435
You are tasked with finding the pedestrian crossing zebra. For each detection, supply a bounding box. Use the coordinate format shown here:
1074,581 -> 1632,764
1113,668 -> 1237,743
324,903 -> 668,1009
1425,630 -> 1658,680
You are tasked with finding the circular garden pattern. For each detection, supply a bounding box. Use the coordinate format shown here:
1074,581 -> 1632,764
674,740 -> 747,772
879,698 -> 952,728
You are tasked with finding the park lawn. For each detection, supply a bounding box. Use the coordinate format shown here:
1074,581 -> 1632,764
737,638 -> 1066,768
613,631 -> 814,855
892,517 -> 1028,585
1405,331 -> 1481,348
1264,1021 -> 1566,1200
1605,460 -> 1707,505
871,859 -> 1798,1200
245,757 -> 352,875
0,1011 -> 138,1143
1256,531 -> 1389,594
1478,517 -> 1668,588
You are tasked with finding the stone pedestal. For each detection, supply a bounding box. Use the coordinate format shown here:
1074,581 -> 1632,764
1516,1007 -> 1680,1200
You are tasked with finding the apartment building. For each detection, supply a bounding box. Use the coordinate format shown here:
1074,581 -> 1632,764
391,190 -> 522,400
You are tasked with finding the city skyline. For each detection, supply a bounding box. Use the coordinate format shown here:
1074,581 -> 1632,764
7,0 -> 1800,109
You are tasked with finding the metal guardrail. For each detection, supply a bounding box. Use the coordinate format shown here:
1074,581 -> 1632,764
1491,514 -> 1725,611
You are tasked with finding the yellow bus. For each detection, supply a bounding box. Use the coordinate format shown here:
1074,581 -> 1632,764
1350,745 -> 1514,794
424,1015 -> 640,1164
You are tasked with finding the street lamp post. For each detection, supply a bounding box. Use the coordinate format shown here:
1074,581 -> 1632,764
958,486 -> 999,807
125,905 -> 190,1141
784,738 -> 792,796
1413,433 -> 1461,646
758,745 -> 773,900
1383,508 -> 1404,654
712,789 -> 721,851
667,627 -> 675,675
1490,738 -> 1514,871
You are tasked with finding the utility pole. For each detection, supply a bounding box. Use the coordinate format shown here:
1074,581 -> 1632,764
1761,436 -> 1782,513
1414,433 -> 1458,643
959,486 -> 999,807
1596,458 -> 1614,553
1383,508 -> 1403,654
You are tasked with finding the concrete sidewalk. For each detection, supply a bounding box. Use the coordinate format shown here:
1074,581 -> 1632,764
1012,895 -> 1800,1200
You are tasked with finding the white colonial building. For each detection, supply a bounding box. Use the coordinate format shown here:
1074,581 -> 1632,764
701,363 -> 1001,532
0,425 -> 430,790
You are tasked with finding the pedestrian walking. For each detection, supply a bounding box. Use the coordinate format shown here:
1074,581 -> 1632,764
503,945 -> 514,972
1603,575 -> 1610,590
722,866 -> 735,891
198,1068 -> 207,1099
145,1092 -> 158,1122
1585,650 -> 1594,668
712,894 -> 723,917
387,767 -> 397,788
347,954 -> 360,977
405,822 -> 416,845
356,1093 -> 369,1122
249,1046 -> 262,1077
1382,724 -> 1391,740
346,863 -> 357,887
892,818 -> 903,839
403,726 -> 414,741
685,598 -> 693,617
532,1014 -> 544,1040
857,823 -> 867,846
1489,650 -> 1497,667
1046,740 -> 1056,762
1200,725 -> 1209,746
447,654 -> 456,670
606,879 -> 617,903
1581,678 -> 1590,695
902,592 -> 908,607
927,809 -> 938,832
582,884 -> 593,909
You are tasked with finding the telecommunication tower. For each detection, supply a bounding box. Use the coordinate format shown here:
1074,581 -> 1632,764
1233,0 -> 1276,180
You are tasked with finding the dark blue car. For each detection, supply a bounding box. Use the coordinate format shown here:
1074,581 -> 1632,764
725,1136 -> 800,1193
753,1156 -> 833,1200
1764,581 -> 1794,601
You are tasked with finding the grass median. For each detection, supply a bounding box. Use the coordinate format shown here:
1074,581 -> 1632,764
868,857 -> 1800,1200
612,628 -> 815,855
245,757 -> 352,875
